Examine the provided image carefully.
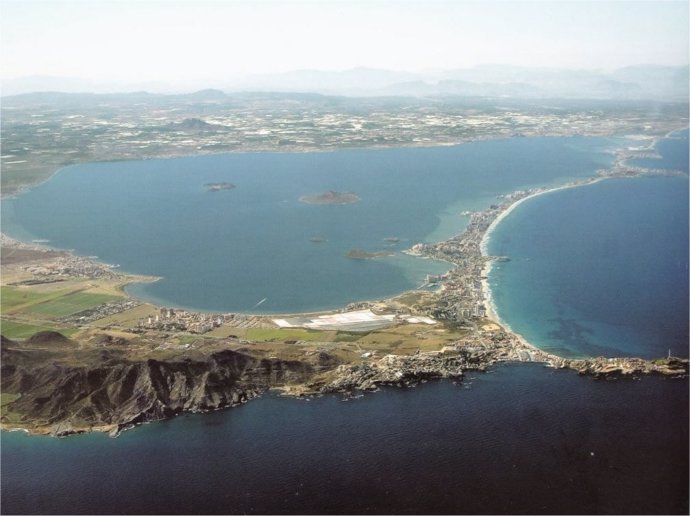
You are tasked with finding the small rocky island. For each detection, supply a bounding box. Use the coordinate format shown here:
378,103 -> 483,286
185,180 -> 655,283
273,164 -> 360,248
346,248 -> 394,260
205,182 -> 235,192
300,190 -> 360,205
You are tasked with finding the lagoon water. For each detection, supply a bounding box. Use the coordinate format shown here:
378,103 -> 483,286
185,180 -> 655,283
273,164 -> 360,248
2,137 -> 616,314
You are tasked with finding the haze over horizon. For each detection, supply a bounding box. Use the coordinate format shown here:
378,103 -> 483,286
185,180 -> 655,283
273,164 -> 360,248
1,0 -> 688,95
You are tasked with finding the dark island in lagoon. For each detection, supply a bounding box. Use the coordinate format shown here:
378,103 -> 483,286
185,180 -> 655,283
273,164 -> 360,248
299,190 -> 361,205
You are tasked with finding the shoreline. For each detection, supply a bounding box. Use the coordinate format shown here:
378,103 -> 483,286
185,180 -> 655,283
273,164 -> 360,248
3,131 -> 685,323
478,177 -> 608,357
4,128 -> 686,322
418,129 -> 687,361
0,232 -> 162,287
2,132 -> 689,438
5,125 -> 686,202
0,134 -> 515,201
476,128 -> 688,355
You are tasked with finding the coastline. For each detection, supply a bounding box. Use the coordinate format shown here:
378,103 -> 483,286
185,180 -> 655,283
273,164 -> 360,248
2,131 -> 689,438
478,177 -> 607,355
0,135 -> 508,201
2,131 -> 681,324
4,125 -> 685,202
0,232 -> 162,287
476,128 -> 688,357
3,129 -> 684,326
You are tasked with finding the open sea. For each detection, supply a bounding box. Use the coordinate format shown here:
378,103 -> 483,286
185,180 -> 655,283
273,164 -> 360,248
487,129 -> 689,359
2,365 -> 687,515
1,132 -> 688,514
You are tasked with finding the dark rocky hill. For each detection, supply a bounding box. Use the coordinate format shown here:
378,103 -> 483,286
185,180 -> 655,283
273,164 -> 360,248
1,337 -> 320,436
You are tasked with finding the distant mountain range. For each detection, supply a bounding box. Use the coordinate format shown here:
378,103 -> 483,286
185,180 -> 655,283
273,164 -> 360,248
2,64 -> 688,101
234,65 -> 689,100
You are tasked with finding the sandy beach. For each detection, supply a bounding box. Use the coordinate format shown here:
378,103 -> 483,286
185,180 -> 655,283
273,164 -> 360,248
478,176 -> 610,357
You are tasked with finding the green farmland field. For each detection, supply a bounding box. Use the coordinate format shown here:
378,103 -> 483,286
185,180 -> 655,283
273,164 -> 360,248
25,292 -> 121,317
243,328 -> 335,342
0,319 -> 78,339
0,286 -> 65,314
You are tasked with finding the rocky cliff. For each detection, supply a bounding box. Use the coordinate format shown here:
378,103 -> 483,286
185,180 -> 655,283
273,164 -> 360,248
2,331 -> 686,437
1,333 -> 319,436
320,350 -> 495,392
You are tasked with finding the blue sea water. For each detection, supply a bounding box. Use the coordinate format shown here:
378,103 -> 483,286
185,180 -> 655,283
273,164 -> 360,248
487,131 -> 689,359
1,137 -> 615,314
2,365 -> 687,515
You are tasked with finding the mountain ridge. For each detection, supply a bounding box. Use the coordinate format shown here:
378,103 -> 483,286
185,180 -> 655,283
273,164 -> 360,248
3,64 -> 688,100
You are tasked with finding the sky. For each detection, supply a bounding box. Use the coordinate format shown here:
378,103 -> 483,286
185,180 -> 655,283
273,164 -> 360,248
1,0 -> 688,90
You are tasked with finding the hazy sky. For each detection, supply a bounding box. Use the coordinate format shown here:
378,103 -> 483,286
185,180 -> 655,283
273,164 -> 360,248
1,0 -> 688,86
